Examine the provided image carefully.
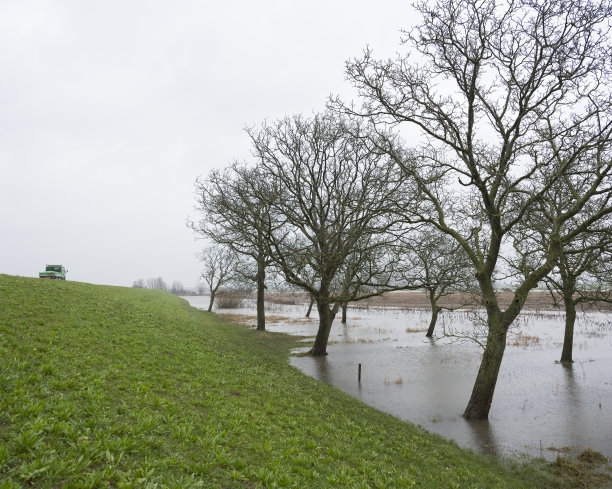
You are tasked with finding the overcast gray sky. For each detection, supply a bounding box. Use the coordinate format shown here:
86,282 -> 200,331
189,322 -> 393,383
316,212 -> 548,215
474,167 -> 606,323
0,0 -> 415,288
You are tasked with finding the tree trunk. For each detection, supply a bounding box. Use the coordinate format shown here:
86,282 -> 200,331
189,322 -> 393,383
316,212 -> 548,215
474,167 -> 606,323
305,296 -> 314,318
341,302 -> 348,323
256,258 -> 266,331
462,244 -> 556,419
207,293 -> 215,312
426,307 -> 440,337
311,300 -> 338,356
560,290 -> 576,364
425,289 -> 439,337
463,313 -> 508,419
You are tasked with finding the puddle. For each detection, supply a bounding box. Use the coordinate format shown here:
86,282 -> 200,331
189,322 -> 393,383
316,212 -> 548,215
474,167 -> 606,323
185,295 -> 612,460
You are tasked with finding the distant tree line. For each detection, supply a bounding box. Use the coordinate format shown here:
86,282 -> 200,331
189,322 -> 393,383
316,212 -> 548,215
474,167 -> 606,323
132,277 -> 188,296
190,0 -> 612,420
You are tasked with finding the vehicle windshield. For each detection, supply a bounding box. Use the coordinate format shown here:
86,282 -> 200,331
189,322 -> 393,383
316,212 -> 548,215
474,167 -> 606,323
46,266 -> 62,272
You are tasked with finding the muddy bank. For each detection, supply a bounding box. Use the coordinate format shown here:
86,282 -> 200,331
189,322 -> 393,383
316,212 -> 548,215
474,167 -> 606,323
264,289 -> 612,312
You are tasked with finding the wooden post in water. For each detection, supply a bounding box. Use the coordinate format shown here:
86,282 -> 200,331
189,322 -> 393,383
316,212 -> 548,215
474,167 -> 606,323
358,363 -> 362,383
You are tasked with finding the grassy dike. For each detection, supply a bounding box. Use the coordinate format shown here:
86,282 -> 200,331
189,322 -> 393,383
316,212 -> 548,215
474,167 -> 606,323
0,274 -> 595,488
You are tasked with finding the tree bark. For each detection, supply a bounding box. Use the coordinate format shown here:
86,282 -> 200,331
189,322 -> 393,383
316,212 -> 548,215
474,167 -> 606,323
463,313 -> 508,419
426,289 -> 439,337
207,293 -> 215,312
426,307 -> 440,337
341,302 -> 348,323
256,258 -> 266,331
560,285 -> 576,364
305,296 -> 314,318
311,298 -> 338,356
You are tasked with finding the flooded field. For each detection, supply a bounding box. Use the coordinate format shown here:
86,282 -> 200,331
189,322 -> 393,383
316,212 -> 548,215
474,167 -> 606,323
185,295 -> 612,460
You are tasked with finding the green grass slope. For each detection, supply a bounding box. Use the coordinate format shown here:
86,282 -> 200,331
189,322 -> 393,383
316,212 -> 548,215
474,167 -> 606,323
0,274 -> 583,488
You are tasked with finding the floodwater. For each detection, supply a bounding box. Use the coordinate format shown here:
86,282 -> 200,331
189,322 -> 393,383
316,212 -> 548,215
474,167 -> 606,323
185,295 -> 612,460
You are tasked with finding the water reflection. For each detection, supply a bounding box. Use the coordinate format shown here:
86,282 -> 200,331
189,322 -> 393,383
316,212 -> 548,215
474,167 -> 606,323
466,420 -> 500,457
185,296 -> 612,460
313,356 -> 333,384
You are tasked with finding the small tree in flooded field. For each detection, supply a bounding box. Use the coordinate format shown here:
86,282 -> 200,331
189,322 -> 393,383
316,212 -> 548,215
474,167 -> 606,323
399,227 -> 475,337
248,111 -> 410,356
191,162 -> 277,330
199,244 -> 239,312
333,244 -> 394,324
514,181 -> 612,364
340,0 -> 612,418
546,241 -> 612,364
511,125 -> 612,364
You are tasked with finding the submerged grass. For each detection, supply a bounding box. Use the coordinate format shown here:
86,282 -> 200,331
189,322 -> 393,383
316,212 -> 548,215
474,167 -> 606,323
0,274 -> 602,488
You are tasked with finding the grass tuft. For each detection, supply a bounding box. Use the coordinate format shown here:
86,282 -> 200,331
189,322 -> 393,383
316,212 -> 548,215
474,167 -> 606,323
508,333 -> 540,347
549,455 -> 611,487
577,448 -> 608,465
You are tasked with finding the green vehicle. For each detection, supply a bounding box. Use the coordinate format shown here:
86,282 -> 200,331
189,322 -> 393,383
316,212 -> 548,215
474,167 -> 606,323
39,265 -> 68,280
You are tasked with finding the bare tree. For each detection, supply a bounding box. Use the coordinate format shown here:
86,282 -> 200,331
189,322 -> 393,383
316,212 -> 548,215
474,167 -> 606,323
191,162 -> 277,330
340,0 -> 612,418
146,277 -> 167,291
510,137 -> 612,364
132,279 -> 145,288
199,245 -> 239,312
170,281 -> 187,296
399,227 -> 476,337
547,243 -> 612,364
248,111 -> 409,356
515,196 -> 612,364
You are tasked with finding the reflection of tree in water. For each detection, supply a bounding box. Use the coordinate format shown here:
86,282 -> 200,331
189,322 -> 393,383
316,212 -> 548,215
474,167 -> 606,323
312,356 -> 333,385
465,419 -> 500,457
562,363 -> 581,404
560,363 -> 586,445
340,320 -> 352,344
